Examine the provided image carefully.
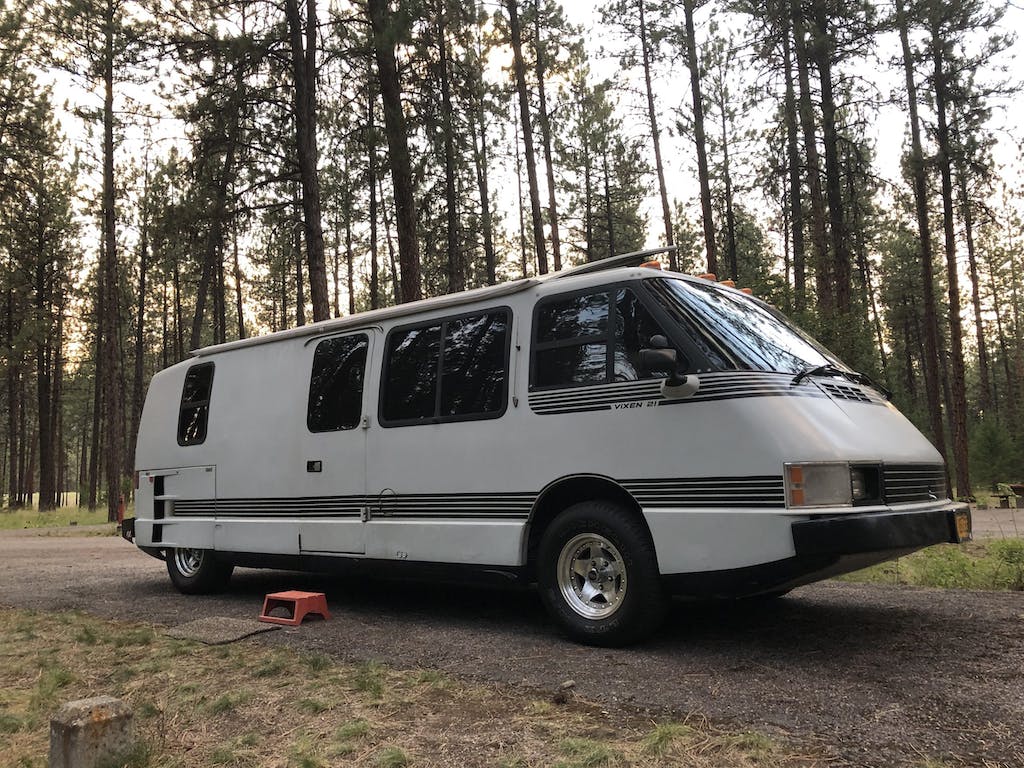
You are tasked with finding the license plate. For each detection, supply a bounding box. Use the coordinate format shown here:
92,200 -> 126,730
954,510 -> 972,542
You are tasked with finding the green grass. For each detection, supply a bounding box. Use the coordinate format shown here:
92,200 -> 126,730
0,505 -> 114,530
642,722 -> 699,755
374,746 -> 409,768
1,608 -> 816,768
557,738 -> 621,768
839,539 -> 1024,590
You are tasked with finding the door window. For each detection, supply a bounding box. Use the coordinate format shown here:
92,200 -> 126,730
307,334 -> 369,432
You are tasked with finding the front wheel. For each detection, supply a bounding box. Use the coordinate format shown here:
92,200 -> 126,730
538,501 -> 665,646
166,547 -> 233,594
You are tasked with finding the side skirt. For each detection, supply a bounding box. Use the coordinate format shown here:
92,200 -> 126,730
215,550 -> 527,588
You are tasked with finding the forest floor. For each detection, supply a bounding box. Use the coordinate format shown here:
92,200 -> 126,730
0,532 -> 1022,767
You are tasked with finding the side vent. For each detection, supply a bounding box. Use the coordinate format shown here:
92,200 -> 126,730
154,475 -> 165,520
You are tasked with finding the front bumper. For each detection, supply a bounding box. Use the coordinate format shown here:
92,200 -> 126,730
792,504 -> 972,556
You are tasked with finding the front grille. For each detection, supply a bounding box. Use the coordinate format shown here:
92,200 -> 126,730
883,464 -> 947,504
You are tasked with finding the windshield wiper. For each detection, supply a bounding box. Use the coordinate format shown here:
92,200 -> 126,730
791,363 -> 891,400
790,363 -> 846,386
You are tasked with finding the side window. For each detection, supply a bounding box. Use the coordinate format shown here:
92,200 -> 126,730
532,287 -> 683,389
381,309 -> 510,426
307,334 -> 368,432
178,362 -> 214,446
382,324 -> 442,422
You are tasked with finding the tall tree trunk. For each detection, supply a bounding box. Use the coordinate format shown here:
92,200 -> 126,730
931,28 -> 970,498
284,0 -> 329,322
438,1 -> 462,292
808,5 -> 852,316
584,136 -> 594,262
345,180 -> 355,315
35,250 -> 56,510
790,0 -> 832,316
953,138 -> 991,412
507,0 -> 548,274
101,0 -> 124,521
6,287 -> 19,508
720,103 -> 737,280
367,0 -> 422,302
172,257 -> 183,361
896,0 -> 947,464
378,175 -> 402,304
231,219 -> 245,338
534,7 -> 561,271
781,11 -> 806,312
190,141 -> 237,350
602,150 -> 616,257
294,207 -> 305,327
129,163 -> 149,477
987,255 -> 1015,424
680,0 -> 708,274
87,280 -> 102,509
332,214 -> 341,318
368,88 -> 380,310
513,112 -> 529,277
472,101 -> 496,285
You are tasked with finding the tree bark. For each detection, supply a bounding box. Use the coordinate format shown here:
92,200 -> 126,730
507,0 -> 548,274
534,7 -> 561,271
790,0 -> 832,316
808,5 -> 852,315
680,0 -> 708,274
896,0 -> 948,464
781,11 -> 806,311
284,0 -> 329,322
953,133 -> 991,412
931,26 -> 970,498
128,162 -> 149,478
437,1 -> 461,292
368,88 -> 379,309
101,0 -> 124,521
367,0 -> 421,302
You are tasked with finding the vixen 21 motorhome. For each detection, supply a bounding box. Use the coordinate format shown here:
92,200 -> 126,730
125,248 -> 971,645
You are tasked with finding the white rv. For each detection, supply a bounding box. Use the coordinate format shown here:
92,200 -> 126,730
125,249 -> 971,645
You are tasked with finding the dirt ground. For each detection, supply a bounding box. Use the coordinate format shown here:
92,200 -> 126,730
970,504 -> 1024,539
1,531 -> 1022,767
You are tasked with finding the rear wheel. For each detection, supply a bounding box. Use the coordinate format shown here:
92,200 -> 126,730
538,501 -> 665,646
166,547 -> 233,594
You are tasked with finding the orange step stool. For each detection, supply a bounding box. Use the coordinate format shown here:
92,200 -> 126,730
259,590 -> 331,626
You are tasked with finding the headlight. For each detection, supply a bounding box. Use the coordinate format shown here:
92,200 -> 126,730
785,463 -> 854,508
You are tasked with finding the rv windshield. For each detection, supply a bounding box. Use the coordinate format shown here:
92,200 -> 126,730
651,277 -> 850,375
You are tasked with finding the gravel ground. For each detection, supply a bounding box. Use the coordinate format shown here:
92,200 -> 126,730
1,530 -> 1022,767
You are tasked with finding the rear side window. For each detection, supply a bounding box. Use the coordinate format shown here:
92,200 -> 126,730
381,309 -> 510,426
531,287 -> 682,389
307,334 -> 368,432
178,363 -> 214,445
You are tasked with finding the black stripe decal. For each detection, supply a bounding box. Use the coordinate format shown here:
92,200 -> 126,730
170,476 -> 787,519
529,372 -> 887,414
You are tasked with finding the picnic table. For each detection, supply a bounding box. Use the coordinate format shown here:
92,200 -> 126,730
996,483 -> 1024,508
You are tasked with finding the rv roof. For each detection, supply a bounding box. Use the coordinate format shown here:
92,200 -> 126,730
190,246 -> 679,358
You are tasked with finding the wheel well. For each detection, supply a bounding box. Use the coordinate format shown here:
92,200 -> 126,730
524,475 -> 648,580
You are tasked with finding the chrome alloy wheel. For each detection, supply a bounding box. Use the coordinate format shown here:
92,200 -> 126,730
173,548 -> 205,578
556,533 -> 628,619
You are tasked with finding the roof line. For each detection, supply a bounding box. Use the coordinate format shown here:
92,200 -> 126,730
189,247 -> 680,358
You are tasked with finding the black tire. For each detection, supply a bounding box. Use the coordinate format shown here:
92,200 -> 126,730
537,501 -> 665,646
165,547 -> 234,594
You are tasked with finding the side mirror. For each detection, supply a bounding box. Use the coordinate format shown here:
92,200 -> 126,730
639,335 -> 700,399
